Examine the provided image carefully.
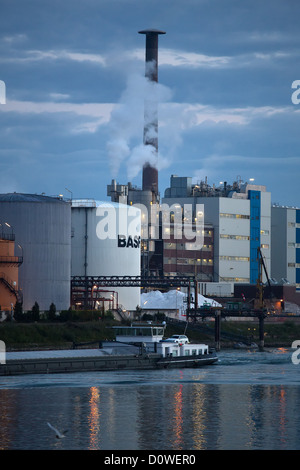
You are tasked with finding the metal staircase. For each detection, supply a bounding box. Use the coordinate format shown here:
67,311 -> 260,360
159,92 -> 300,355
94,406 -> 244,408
0,272 -> 23,304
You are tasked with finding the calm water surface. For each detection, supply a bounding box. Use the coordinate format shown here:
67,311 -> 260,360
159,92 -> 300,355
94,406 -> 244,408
0,348 -> 299,450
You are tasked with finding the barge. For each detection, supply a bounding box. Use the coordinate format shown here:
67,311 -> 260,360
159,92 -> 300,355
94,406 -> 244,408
0,323 -> 218,376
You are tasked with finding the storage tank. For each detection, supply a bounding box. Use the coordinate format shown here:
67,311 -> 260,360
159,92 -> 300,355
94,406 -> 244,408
0,193 -> 71,311
71,200 -> 141,312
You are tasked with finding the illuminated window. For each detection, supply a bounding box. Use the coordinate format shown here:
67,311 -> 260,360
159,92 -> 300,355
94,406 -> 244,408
220,213 -> 250,219
220,234 -> 249,240
220,256 -> 250,261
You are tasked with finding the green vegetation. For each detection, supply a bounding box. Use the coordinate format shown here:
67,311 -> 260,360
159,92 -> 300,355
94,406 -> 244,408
219,320 -> 300,346
0,320 -> 119,350
0,305 -> 300,350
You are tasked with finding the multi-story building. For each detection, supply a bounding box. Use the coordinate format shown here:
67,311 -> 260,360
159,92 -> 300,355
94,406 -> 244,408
271,205 -> 300,290
163,175 -> 271,284
163,222 -> 214,280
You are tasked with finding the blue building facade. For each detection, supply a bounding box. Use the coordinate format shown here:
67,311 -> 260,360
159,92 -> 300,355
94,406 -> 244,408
249,190 -> 261,284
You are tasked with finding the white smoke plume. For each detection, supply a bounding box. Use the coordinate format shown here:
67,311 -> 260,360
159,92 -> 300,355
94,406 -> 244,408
106,68 -> 173,181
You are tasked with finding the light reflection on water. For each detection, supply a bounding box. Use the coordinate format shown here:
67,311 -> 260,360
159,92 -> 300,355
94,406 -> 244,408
0,349 -> 299,450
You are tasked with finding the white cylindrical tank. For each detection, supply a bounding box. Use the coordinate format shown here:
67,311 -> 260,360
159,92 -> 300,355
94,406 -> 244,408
0,193 -> 71,311
71,200 -> 141,311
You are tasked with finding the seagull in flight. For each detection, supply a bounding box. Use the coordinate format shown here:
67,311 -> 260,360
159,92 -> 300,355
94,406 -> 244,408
47,422 -> 68,439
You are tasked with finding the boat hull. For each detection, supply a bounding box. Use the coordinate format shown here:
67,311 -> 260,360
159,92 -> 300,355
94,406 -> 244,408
156,352 -> 218,369
0,352 -> 218,376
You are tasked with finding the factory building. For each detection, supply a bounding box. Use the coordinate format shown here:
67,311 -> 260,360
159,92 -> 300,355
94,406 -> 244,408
271,205 -> 300,289
0,193 -> 71,312
163,176 -> 271,284
71,199 -> 141,312
163,220 -> 214,280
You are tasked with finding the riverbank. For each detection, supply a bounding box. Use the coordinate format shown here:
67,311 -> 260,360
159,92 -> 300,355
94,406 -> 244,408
1,318 -> 299,351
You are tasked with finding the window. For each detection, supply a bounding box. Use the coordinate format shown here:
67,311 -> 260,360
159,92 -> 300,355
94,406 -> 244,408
220,234 -> 249,240
220,256 -> 250,261
164,242 -> 176,249
164,257 -> 176,264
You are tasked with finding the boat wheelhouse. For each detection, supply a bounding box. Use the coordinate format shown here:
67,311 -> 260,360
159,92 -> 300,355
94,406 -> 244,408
112,322 -> 165,350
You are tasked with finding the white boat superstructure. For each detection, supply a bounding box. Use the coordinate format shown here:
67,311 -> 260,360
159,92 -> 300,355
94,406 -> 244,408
112,322 -> 218,366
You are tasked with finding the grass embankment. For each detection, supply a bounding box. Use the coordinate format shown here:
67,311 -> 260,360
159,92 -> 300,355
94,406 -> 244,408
0,319 -> 299,350
183,320 -> 300,347
0,320 -> 119,350
220,320 -> 300,347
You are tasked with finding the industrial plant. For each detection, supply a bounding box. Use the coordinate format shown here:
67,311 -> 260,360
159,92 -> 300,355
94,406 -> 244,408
0,29 -> 300,321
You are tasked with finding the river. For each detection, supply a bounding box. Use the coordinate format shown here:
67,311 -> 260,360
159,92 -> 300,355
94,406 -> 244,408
0,348 -> 299,451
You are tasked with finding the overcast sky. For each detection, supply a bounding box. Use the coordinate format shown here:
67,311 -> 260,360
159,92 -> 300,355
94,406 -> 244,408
0,0 -> 299,206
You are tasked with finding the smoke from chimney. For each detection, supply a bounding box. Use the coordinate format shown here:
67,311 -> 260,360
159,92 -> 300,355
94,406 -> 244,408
107,30 -> 172,186
139,29 -> 166,196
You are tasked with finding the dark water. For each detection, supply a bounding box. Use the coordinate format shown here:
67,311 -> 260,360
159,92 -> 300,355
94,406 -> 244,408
0,348 -> 299,450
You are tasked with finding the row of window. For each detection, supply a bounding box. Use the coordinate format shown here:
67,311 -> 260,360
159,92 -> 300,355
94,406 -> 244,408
220,234 -> 250,240
164,242 -> 212,250
220,213 -> 250,219
169,349 -> 207,357
164,237 -> 269,247
220,256 -> 250,262
164,258 -> 213,265
222,277 -> 250,283
162,227 -> 213,236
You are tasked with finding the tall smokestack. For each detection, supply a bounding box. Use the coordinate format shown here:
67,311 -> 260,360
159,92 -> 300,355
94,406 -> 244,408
138,29 -> 166,196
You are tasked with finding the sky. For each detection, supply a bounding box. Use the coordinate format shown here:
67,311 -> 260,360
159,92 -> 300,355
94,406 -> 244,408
0,0 -> 300,207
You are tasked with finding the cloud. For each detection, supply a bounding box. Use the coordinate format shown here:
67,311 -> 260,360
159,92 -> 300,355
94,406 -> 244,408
131,47 -> 230,68
129,46 -> 293,71
159,103 -> 292,131
1,99 -> 114,119
49,92 -> 71,101
0,49 -> 107,66
2,33 -> 28,44
105,68 -> 293,182
192,153 -> 300,191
